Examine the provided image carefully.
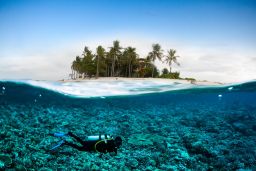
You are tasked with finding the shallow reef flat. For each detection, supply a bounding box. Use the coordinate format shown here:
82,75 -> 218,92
0,81 -> 256,170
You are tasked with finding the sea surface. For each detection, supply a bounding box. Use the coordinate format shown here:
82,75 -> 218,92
0,80 -> 256,170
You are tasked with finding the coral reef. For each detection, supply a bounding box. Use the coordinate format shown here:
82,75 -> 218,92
128,134 -> 165,146
0,154 -> 12,169
0,82 -> 256,170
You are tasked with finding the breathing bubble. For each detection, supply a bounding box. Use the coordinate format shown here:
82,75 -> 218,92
39,94 -> 42,97
1,87 -> 5,95
218,94 -> 222,97
228,87 -> 233,91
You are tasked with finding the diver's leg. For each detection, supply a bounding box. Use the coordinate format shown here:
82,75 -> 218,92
64,141 -> 85,151
68,132 -> 84,145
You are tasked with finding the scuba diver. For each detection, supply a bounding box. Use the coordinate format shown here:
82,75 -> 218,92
49,132 -> 122,154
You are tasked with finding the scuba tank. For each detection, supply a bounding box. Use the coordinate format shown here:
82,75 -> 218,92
87,134 -> 112,141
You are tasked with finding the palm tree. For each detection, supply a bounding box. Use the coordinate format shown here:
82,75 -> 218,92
165,49 -> 180,73
72,56 -> 82,79
71,61 -> 76,79
105,51 -> 112,77
70,41 -> 182,79
123,47 -> 138,77
82,46 -> 95,78
95,45 -> 105,78
109,40 -> 122,77
148,43 -> 163,77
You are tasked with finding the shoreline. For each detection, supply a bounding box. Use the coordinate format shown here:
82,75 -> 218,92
59,77 -> 224,86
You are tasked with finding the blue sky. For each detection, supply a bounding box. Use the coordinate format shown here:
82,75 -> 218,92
0,0 -> 256,82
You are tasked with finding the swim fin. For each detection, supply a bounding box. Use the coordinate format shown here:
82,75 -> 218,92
53,132 -> 67,137
50,140 -> 65,151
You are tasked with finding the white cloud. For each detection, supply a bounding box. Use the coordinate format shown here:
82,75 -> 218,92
175,45 -> 256,83
0,51 -> 74,80
0,33 -> 255,83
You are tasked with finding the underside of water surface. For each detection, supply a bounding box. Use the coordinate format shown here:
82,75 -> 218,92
0,80 -> 256,170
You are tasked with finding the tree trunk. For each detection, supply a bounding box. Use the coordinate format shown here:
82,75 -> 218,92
109,65 -> 111,77
128,64 -> 130,77
96,56 -> 99,78
111,56 -> 115,77
125,65 -> 128,77
131,65 -> 133,77
128,60 -> 131,77
107,65 -> 109,77
106,65 -> 108,77
170,61 -> 172,73
152,67 -> 155,78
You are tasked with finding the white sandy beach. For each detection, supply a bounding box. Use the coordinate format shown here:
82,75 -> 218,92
60,77 -> 224,86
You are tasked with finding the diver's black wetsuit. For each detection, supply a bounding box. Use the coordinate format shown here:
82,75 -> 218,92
64,132 -> 120,154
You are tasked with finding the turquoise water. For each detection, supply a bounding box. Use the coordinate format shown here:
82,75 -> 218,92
0,80 -> 256,170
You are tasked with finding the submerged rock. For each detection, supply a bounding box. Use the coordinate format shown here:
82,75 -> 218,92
126,158 -> 139,168
128,134 -> 165,146
38,167 -> 53,171
15,165 -> 27,171
0,154 -> 12,168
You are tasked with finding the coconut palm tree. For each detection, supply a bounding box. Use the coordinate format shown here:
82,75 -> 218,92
109,40 -> 122,77
82,46 -> 95,78
148,43 -> 163,77
95,45 -> 105,78
105,51 -> 112,77
71,61 -> 75,79
123,47 -> 138,77
165,49 -> 180,73
70,41 -> 181,79
72,56 -> 82,79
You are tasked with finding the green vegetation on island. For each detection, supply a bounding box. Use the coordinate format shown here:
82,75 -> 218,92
71,40 -> 181,79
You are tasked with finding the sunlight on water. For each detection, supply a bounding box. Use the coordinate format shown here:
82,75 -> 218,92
1,79 -> 198,97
